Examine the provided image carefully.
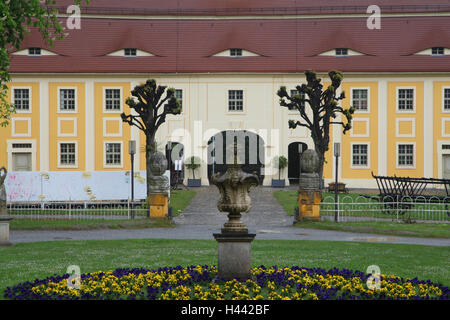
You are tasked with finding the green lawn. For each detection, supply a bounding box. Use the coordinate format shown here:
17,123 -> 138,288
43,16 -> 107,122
1,239 -> 449,299
273,190 -> 450,238
9,190 -> 196,230
294,220 -> 450,239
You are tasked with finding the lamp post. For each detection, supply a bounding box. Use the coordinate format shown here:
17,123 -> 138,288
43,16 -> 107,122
334,142 -> 340,223
129,140 -> 136,219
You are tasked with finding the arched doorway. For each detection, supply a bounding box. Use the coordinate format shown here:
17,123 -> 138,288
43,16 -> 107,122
207,130 -> 265,184
166,142 -> 184,186
288,142 -> 308,185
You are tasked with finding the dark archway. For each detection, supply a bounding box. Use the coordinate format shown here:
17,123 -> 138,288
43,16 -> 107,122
288,142 -> 308,185
207,130 -> 265,184
166,142 -> 185,184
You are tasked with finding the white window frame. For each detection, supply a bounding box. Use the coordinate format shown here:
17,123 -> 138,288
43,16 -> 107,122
11,87 -> 32,113
396,142 -> 416,169
350,118 -> 370,138
287,89 -> 306,114
103,141 -> 123,168
103,117 -> 123,137
335,48 -> 348,56
431,47 -> 444,56
351,87 -> 370,113
230,48 -> 243,57
396,87 -> 416,114
124,48 -> 137,57
103,87 -> 123,113
227,89 -> 245,113
11,117 -> 32,137
350,142 -> 370,169
57,117 -> 78,137
57,87 -> 78,114
57,141 -> 78,169
442,87 -> 450,113
396,118 -> 416,138
28,47 -> 41,56
6,139 -> 37,171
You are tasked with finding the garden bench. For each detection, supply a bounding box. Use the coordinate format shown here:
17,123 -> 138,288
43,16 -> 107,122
327,182 -> 348,193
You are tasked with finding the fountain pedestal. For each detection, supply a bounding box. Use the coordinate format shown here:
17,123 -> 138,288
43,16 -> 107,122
0,216 -> 13,247
0,167 -> 12,246
211,140 -> 259,281
213,232 -> 256,280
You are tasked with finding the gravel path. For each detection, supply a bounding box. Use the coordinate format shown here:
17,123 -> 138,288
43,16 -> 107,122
9,187 -> 450,247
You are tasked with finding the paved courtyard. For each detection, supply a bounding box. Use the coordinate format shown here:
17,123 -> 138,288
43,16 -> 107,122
174,186 -> 293,228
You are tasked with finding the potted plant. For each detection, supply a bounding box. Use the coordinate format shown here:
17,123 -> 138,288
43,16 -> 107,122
272,155 -> 288,188
185,156 -> 201,187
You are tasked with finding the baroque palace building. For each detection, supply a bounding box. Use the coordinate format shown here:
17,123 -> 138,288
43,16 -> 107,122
2,0 -> 450,189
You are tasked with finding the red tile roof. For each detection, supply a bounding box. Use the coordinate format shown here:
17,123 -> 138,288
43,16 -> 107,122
52,0 -> 450,16
9,15 -> 450,74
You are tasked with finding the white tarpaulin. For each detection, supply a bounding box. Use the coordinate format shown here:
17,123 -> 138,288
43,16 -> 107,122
5,170 -> 170,202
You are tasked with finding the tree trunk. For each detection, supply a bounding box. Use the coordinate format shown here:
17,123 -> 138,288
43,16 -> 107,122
145,134 -> 157,198
192,168 -> 195,180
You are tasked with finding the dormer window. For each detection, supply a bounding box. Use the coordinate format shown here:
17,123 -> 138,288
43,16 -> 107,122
124,48 -> 137,57
230,48 -> 243,57
28,48 -> 41,56
432,47 -> 444,56
335,48 -> 348,56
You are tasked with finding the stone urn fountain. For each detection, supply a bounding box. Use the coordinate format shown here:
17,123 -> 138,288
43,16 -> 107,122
211,140 -> 259,280
0,167 -> 13,246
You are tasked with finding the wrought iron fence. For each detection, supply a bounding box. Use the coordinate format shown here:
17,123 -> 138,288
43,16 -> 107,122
320,195 -> 450,223
7,200 -> 148,220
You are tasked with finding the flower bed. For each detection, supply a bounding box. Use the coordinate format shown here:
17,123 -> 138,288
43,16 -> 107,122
4,265 -> 449,300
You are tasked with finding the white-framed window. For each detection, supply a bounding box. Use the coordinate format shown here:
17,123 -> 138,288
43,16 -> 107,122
124,48 -> 137,57
228,90 -> 244,112
351,143 -> 369,167
104,88 -> 122,112
289,89 -> 305,111
104,142 -> 123,167
58,142 -> 78,168
443,88 -> 450,111
58,88 -> 77,112
335,48 -> 348,56
351,88 -> 369,112
230,48 -> 243,57
28,47 -> 41,56
397,143 -> 415,168
6,139 -> 37,171
12,87 -> 31,112
397,88 -> 415,112
175,89 -> 183,108
432,47 -> 444,56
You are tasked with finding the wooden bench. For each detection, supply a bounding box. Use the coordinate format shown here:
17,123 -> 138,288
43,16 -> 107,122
328,182 -> 348,193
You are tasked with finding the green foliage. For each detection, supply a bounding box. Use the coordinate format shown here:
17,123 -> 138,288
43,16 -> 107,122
0,0 -> 89,126
185,156 -> 201,179
272,155 -> 288,180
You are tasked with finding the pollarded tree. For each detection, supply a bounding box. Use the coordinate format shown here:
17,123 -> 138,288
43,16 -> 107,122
277,70 -> 354,184
121,79 -> 182,197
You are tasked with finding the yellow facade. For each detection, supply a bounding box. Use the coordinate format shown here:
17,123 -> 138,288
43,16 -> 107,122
387,82 -> 424,177
340,82 -> 379,180
0,82 -> 40,171
49,82 -> 86,171
433,81 -> 450,178
94,82 -> 131,171
2,75 -> 449,188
